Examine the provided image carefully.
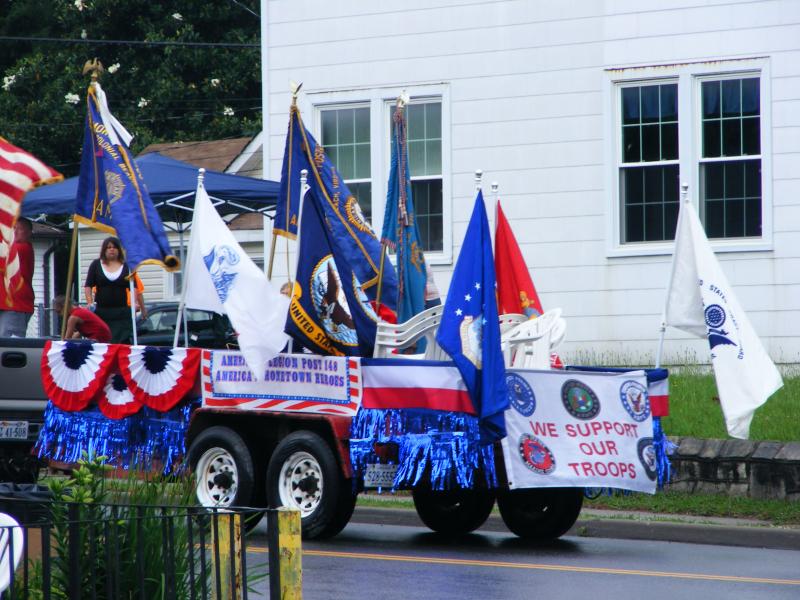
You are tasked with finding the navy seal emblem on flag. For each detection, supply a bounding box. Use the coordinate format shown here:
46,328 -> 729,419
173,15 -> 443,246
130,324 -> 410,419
704,303 -> 736,350
561,379 -> 600,420
620,380 -> 650,422
311,255 -> 358,346
637,437 -> 657,481
203,245 -> 240,303
506,372 -> 536,416
518,434 -> 555,475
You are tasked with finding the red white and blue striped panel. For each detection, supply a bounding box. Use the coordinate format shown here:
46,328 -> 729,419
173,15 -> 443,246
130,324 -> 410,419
649,377 -> 669,417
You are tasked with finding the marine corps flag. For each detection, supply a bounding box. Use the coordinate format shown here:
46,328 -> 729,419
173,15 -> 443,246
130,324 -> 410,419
278,103 -> 397,311
495,201 -> 543,318
286,189 -> 380,356
75,82 -> 178,273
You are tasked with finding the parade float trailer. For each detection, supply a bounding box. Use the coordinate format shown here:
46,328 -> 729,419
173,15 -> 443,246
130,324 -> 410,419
33,336 -> 669,541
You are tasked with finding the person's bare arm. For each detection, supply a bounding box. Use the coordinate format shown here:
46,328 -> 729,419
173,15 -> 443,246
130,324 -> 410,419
65,314 -> 83,339
84,286 -> 94,305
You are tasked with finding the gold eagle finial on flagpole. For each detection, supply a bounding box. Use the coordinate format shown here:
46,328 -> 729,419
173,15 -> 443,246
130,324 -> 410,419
290,80 -> 303,106
82,58 -> 104,82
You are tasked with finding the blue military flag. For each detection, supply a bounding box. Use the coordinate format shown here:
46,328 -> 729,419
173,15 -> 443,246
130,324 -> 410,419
286,188 -> 380,356
75,82 -> 178,272
278,104 -> 397,313
381,102 -> 428,324
436,190 -> 509,443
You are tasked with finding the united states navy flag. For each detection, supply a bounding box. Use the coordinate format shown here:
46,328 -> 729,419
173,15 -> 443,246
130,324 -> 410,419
278,104 -> 397,311
381,103 -> 427,324
75,83 -> 178,272
436,191 -> 509,443
286,188 -> 380,356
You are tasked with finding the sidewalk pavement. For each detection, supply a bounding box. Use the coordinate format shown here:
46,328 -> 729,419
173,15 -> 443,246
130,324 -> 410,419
352,497 -> 800,551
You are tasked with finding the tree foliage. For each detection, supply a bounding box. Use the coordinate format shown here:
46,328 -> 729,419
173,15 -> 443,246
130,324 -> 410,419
0,0 -> 261,176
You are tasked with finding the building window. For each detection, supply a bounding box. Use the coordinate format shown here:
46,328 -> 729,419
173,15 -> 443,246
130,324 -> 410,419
320,105 -> 372,222
406,101 -> 443,252
619,83 -> 680,243
700,77 -> 761,238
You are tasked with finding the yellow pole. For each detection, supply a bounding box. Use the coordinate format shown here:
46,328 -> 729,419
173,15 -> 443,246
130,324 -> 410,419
212,512 -> 243,600
277,508 -> 302,600
60,225 -> 79,338
375,242 -> 388,314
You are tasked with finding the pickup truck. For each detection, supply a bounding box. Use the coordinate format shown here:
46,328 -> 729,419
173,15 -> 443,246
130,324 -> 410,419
0,336 -> 49,482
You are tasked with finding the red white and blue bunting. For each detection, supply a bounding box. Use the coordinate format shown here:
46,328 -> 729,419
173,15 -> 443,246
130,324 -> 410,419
41,340 -> 117,412
118,346 -> 201,412
96,371 -> 143,420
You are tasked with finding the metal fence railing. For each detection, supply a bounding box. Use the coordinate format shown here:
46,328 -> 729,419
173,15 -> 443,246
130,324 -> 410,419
0,498 -> 295,600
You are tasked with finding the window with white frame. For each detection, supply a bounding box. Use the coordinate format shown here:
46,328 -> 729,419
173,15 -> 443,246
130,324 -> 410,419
316,95 -> 445,256
612,63 -> 767,250
320,105 -> 373,222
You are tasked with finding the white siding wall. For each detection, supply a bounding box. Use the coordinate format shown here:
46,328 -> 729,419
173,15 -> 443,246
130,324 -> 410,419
263,0 -> 800,365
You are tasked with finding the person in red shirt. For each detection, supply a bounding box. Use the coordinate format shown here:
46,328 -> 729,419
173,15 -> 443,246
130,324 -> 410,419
52,295 -> 112,343
0,218 -> 35,337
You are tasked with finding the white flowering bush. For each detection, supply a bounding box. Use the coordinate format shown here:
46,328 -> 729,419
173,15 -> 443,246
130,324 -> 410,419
64,93 -> 80,105
137,97 -> 149,108
223,106 -> 234,116
107,63 -> 120,74
74,0 -> 85,11
2,75 -> 15,92
210,78 -> 220,87
172,12 -> 183,21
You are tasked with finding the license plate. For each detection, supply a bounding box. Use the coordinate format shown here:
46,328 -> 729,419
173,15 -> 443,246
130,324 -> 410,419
0,420 -> 28,440
363,463 -> 398,488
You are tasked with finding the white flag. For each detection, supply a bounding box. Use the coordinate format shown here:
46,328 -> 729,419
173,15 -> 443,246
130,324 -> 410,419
183,183 -> 289,378
664,201 -> 783,438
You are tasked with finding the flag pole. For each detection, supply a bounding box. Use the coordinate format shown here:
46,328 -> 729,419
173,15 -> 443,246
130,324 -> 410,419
174,168 -> 206,347
655,182 -> 690,368
286,169 -> 309,353
129,276 -> 138,345
490,180 -> 499,249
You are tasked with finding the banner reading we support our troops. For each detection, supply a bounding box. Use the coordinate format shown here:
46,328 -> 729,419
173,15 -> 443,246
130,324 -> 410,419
501,369 -> 657,494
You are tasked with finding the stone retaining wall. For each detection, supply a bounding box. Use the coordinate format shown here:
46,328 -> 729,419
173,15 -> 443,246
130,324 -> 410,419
666,437 -> 800,501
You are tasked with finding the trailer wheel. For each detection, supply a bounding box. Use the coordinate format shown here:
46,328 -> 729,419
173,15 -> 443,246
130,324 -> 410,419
497,487 -> 583,540
412,488 -> 495,535
188,426 -> 261,527
266,431 -> 350,539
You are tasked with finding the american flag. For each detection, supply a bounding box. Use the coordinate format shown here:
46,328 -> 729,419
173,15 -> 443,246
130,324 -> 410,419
0,137 -> 62,296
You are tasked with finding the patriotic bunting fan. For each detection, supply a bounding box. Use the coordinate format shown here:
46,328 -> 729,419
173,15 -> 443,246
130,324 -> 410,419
96,371 -> 143,419
41,340 -> 117,411
118,346 -> 201,411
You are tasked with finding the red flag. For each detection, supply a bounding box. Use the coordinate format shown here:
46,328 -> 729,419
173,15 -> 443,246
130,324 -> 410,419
0,137 -> 62,301
494,201 -> 543,318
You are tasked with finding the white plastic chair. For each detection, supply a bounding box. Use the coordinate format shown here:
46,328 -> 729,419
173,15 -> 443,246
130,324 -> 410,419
501,308 -> 563,369
373,305 -> 447,360
498,313 -> 527,334
0,513 -> 23,594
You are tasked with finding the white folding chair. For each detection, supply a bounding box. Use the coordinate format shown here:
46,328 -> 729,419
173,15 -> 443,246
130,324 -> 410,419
0,513 -> 23,594
501,308 -> 562,369
373,305 -> 447,360
498,313 -> 527,334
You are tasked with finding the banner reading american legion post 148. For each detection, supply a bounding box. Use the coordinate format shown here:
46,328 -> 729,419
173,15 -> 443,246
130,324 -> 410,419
501,369 -> 657,494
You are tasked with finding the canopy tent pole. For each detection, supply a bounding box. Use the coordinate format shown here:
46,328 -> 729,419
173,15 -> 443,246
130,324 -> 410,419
129,277 -> 138,345
267,231 -> 277,280
174,169 -> 206,348
177,212 -> 189,347
60,224 -> 79,338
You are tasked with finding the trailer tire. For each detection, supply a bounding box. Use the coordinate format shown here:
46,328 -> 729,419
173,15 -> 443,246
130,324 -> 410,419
412,488 -> 495,536
266,430 -> 348,540
188,426 -> 262,529
497,487 -> 583,540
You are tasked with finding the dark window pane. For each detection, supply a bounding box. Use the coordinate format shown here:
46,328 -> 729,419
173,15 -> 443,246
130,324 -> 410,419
426,103 -> 442,138
622,87 -> 640,124
644,204 -> 664,241
705,199 -> 725,238
661,123 -> 678,160
702,81 -> 721,119
339,109 -> 355,144
625,204 -> 644,242
355,144 -> 370,179
354,107 -> 370,142
407,104 -> 425,140
722,79 -> 741,117
644,167 -> 663,203
326,147 -> 338,170
705,163 -> 724,199
744,160 -> 761,197
408,140 -> 425,174
641,86 -> 660,123
664,202 -> 679,239
741,78 -> 760,116
660,84 -> 678,121
664,165 -> 680,202
411,179 -> 443,252
725,162 -> 744,199
338,144 -> 354,178
321,111 -> 336,144
623,126 -> 640,162
742,117 -> 760,155
722,119 -> 742,156
348,182 -> 372,224
641,125 -> 660,161
745,198 -> 761,236
623,168 -> 644,205
726,199 -> 745,237
703,121 -> 721,157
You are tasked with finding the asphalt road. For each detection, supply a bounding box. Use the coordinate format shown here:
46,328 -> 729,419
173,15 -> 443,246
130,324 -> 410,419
244,506 -> 800,599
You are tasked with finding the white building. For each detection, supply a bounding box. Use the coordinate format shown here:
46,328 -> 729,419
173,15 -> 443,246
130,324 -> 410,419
260,0 -> 800,366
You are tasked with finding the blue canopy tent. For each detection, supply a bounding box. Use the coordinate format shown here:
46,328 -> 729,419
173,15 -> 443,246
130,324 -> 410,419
22,152 -> 280,225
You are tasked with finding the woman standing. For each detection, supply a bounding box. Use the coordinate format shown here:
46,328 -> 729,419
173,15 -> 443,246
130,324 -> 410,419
84,236 -> 139,344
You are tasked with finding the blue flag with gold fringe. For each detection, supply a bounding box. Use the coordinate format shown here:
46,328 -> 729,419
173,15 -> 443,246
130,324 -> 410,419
381,103 -> 428,325
436,190 -> 509,443
286,188 -> 380,356
278,104 -> 397,312
75,83 -> 179,273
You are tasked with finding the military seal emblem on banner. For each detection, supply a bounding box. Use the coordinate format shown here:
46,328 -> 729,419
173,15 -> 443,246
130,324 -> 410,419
704,303 -> 737,350
518,434 -> 556,475
619,380 -> 650,422
637,437 -> 657,481
561,379 -> 600,419
506,372 -> 536,416
203,245 -> 240,303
